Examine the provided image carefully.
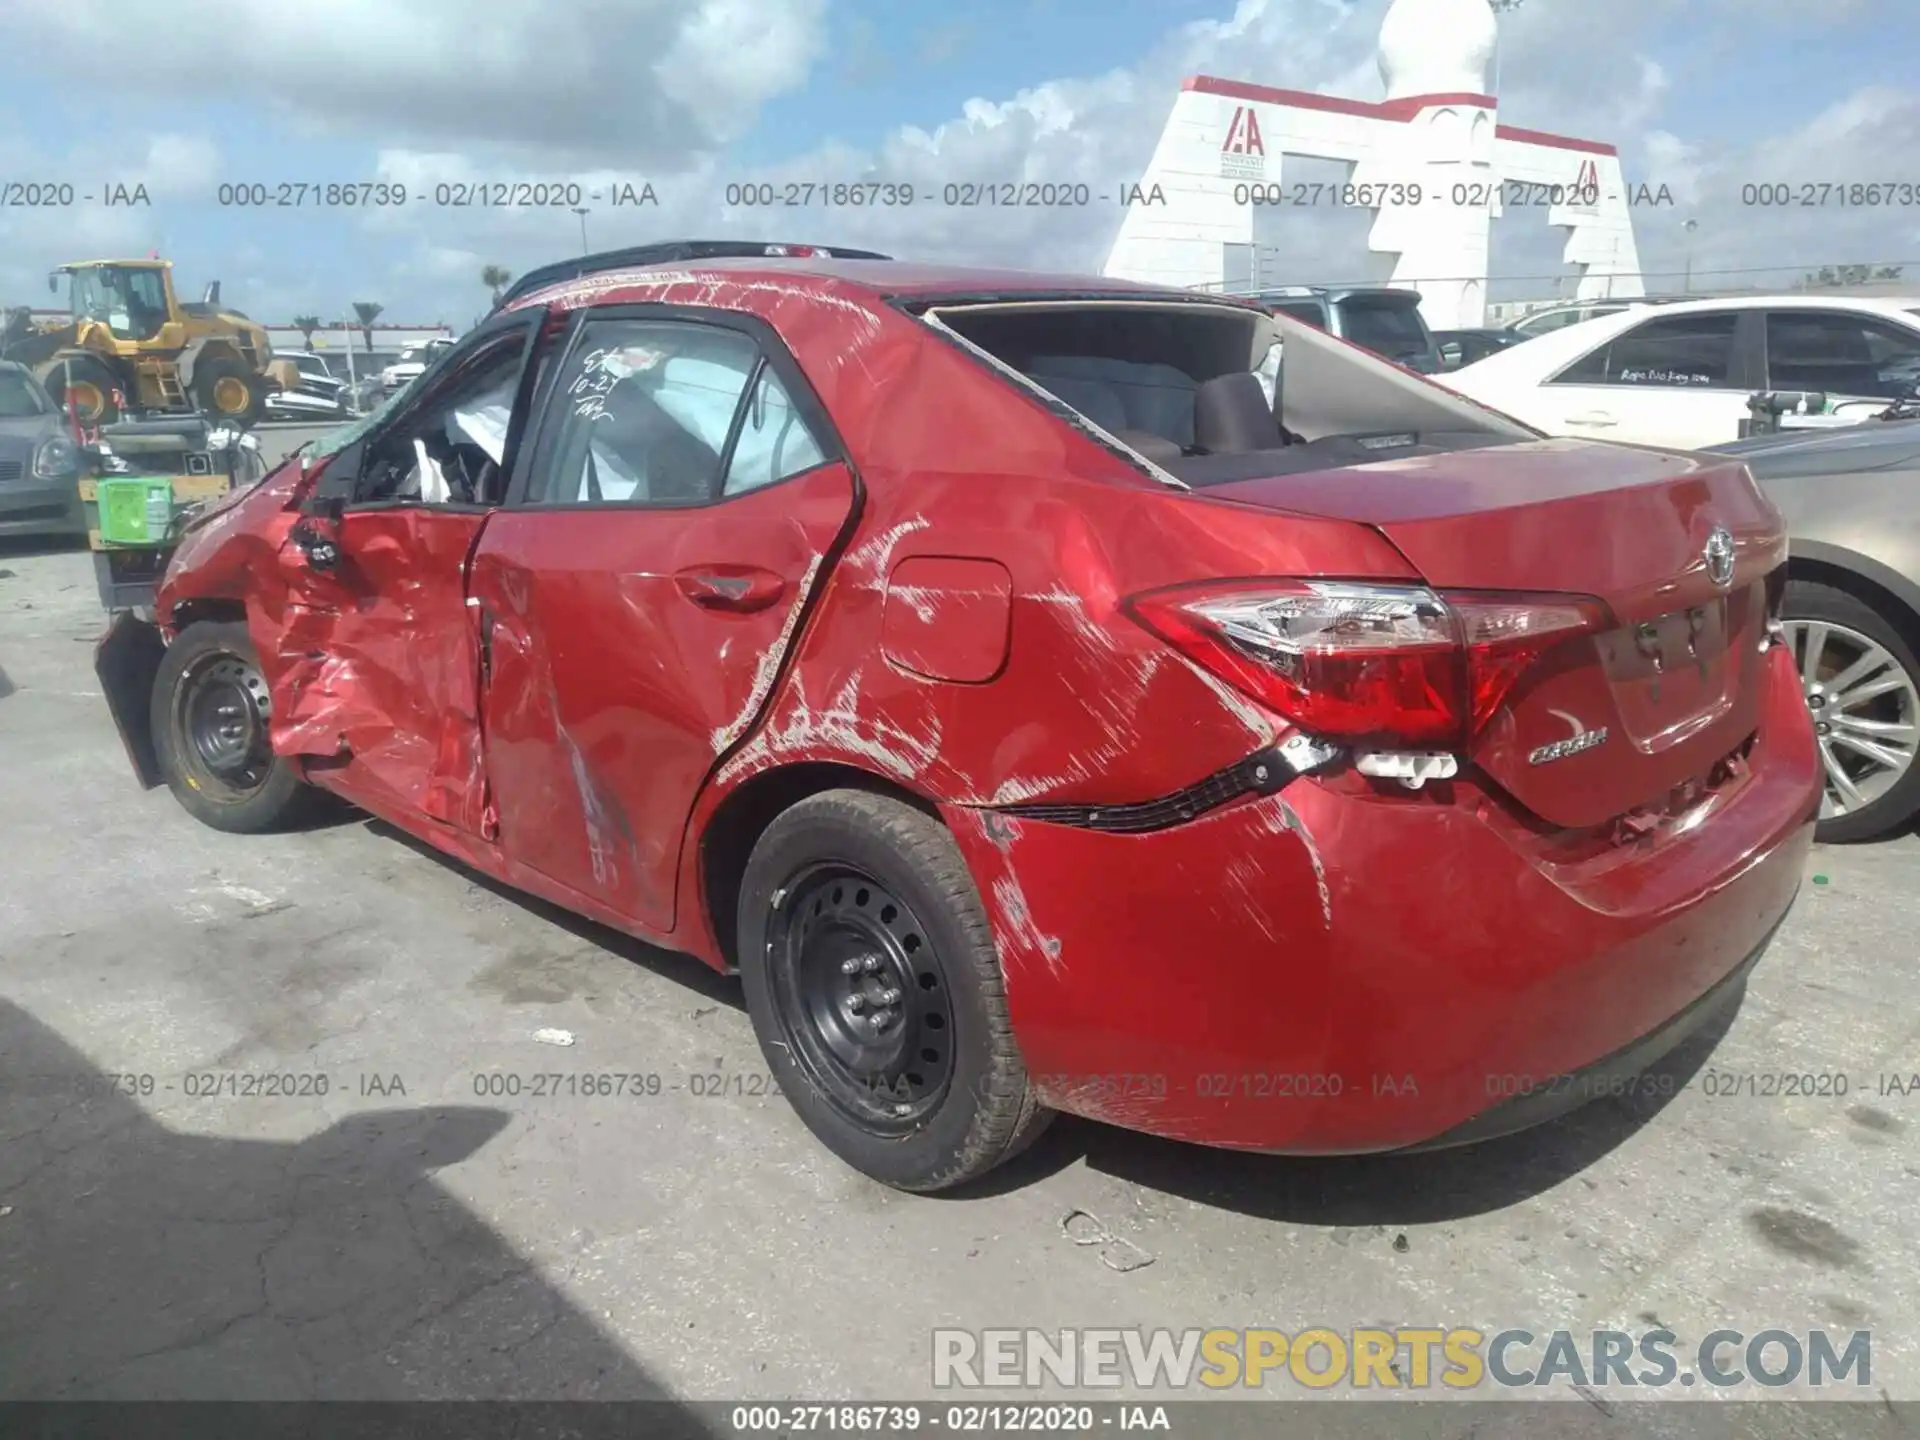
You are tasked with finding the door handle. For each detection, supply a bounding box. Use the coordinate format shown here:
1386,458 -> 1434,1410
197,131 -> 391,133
674,566 -> 787,613
1565,411 -> 1618,427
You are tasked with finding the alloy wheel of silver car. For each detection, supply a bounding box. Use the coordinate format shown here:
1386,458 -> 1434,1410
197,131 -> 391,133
1782,618 -> 1920,820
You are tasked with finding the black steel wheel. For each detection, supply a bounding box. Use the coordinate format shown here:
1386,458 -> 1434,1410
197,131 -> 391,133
177,651 -> 275,796
737,789 -> 1051,1192
151,620 -> 313,833
766,864 -> 956,1134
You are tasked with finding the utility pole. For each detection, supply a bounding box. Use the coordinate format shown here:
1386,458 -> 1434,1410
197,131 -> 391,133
572,207 -> 591,256
1683,218 -> 1698,293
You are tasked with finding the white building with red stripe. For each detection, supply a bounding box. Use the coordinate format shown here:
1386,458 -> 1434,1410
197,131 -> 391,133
1104,0 -> 1644,328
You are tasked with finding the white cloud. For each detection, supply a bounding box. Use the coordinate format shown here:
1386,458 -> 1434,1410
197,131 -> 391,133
0,132 -> 221,297
139,135 -> 221,198
0,0 -> 827,164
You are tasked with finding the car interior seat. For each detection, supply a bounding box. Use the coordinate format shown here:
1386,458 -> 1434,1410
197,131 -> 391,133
1192,372 -> 1285,453
1027,355 -> 1198,448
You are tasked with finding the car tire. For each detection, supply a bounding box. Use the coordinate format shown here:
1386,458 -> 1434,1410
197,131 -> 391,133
737,788 -> 1052,1192
1781,580 -> 1920,843
151,620 -> 313,833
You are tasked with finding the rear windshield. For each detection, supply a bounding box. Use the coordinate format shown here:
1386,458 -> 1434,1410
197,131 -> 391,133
1338,299 -> 1432,360
1268,301 -> 1326,327
0,370 -> 48,418
926,300 -> 1530,487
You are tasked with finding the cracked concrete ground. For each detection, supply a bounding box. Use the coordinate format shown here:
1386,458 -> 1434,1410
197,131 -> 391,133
1,537 -> 1917,1434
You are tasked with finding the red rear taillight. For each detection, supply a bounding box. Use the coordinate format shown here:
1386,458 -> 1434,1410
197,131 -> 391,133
1126,579 -> 1609,749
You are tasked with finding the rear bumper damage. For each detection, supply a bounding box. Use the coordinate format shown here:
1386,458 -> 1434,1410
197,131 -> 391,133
946,642 -> 1820,1154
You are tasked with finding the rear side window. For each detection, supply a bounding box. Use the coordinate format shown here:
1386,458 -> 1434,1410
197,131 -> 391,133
1270,301 -> 1326,327
1551,312 -> 1739,388
725,366 -> 827,495
1513,308 -> 1579,337
1338,301 -> 1433,365
1766,311 -> 1920,399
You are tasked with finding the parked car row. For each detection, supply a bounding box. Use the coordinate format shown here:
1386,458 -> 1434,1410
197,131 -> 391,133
95,240 -> 1847,1196
259,344 -> 464,422
0,360 -> 83,537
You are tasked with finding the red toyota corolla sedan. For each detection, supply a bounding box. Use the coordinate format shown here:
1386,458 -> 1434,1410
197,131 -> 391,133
95,249 -> 1821,1191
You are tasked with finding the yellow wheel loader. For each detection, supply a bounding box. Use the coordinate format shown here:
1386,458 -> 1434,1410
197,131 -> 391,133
0,260 -> 297,428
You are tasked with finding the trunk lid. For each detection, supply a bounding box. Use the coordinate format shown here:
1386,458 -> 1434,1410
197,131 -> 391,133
1208,438 -> 1788,827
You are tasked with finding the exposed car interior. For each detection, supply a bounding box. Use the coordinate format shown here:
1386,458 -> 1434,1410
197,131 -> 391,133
356,333 -> 524,506
528,319 -> 827,506
925,300 -> 1534,485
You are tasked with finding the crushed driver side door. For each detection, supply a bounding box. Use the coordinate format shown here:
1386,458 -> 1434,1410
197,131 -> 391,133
261,310 -> 548,832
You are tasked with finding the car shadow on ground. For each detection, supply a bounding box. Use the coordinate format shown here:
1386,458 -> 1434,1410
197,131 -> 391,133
353,807 -> 1740,1222
0,998 -> 718,1424
0,533 -> 87,561
360,817 -> 744,1013
321,797 -> 1757,1227
983,998 -> 1739,1222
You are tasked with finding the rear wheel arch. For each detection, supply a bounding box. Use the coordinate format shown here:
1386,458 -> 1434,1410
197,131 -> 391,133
1781,557 -> 1920,842
700,761 -> 944,972
730,781 -> 1051,1190
1785,553 -> 1920,655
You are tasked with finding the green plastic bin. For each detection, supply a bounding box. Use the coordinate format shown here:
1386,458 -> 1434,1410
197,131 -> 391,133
94,476 -> 177,547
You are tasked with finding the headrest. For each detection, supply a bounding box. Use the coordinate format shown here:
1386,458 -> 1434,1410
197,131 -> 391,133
1194,372 -> 1283,454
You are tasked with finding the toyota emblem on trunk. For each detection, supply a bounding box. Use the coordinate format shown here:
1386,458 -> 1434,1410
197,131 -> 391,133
1704,527 -> 1736,588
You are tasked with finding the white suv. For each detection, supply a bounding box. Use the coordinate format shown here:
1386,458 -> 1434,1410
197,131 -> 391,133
378,338 -> 455,394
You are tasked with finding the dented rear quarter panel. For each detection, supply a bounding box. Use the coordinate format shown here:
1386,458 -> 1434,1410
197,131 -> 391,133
627,269 -> 1418,964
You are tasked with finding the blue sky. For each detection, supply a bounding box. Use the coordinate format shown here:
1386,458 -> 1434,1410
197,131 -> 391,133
1,0 -> 1917,326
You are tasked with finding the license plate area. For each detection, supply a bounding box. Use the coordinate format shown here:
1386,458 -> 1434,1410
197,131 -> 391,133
1596,599 -> 1736,749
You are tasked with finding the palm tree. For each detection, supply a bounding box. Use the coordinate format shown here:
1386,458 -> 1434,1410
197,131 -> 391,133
351,301 -> 384,352
292,314 -> 322,351
481,265 -> 513,306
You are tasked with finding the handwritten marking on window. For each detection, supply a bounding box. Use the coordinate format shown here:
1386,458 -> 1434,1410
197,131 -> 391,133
568,343 -> 665,421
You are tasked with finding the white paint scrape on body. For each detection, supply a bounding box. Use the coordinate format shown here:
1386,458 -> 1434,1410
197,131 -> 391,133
731,667 -> 943,785
989,587 -> 1166,803
1269,797 -> 1333,928
1180,659 -> 1280,745
710,553 -> 824,752
989,871 -> 1065,977
846,516 -> 930,576
883,582 -> 939,624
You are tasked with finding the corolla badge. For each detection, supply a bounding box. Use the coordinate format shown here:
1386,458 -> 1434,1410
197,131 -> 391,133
1704,526 -> 1736,588
1529,709 -> 1610,766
